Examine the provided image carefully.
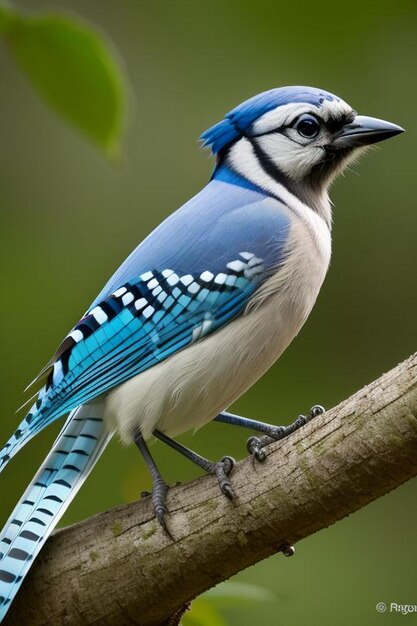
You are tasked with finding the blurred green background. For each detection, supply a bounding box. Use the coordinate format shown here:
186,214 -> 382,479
0,1 -> 416,624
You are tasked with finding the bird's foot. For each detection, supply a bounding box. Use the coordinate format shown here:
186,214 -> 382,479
142,476 -> 172,538
212,455 -> 236,500
247,405 -> 325,462
141,456 -> 235,536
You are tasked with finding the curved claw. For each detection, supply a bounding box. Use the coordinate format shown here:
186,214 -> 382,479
253,448 -> 266,463
247,436 -> 267,462
294,414 -> 307,429
247,436 -> 261,455
221,455 -> 236,475
309,404 -> 325,419
216,456 -> 237,500
221,482 -> 236,500
155,505 -> 173,540
152,478 -> 173,539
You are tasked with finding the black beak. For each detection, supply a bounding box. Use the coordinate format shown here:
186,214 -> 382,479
333,115 -> 405,148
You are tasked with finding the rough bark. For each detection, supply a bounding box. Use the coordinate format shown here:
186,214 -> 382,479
5,353 -> 417,626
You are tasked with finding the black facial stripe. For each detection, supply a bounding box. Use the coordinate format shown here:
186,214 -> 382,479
215,114 -> 335,215
252,110 -> 355,139
225,115 -> 296,190
213,118 -> 292,210
249,137 -> 301,192
248,111 -> 322,139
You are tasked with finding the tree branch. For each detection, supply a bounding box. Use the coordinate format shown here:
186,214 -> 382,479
5,353 -> 417,626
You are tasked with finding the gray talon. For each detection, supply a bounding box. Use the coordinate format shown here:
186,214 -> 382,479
295,414 -> 307,428
221,482 -> 235,500
254,447 -> 266,462
215,456 -> 236,499
250,447 -> 266,469
155,506 -> 167,523
155,507 -> 173,539
247,436 -> 261,455
309,404 -> 325,418
154,502 -> 173,539
151,478 -> 173,537
247,435 -> 271,462
221,455 -> 236,475
253,446 -> 267,462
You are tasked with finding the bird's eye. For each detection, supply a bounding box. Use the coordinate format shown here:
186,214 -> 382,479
294,115 -> 320,139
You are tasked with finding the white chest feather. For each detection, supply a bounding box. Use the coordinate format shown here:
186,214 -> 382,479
105,208 -> 331,442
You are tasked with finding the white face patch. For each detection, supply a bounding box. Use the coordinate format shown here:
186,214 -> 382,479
255,133 -> 323,181
245,98 -> 355,183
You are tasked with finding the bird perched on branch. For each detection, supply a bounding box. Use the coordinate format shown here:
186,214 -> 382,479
0,86 -> 403,620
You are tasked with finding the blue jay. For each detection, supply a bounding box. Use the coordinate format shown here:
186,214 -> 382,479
0,86 -> 403,620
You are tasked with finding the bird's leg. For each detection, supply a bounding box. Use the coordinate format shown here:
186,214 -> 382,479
134,431 -> 172,537
215,405 -> 325,461
153,430 -> 236,500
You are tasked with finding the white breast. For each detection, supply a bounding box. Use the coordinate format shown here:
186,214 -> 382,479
105,205 -> 331,443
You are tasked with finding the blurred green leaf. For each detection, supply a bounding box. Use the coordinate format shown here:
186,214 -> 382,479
0,2 -> 126,155
203,581 -> 275,606
0,3 -> 13,33
183,582 -> 274,625
182,600 -> 227,626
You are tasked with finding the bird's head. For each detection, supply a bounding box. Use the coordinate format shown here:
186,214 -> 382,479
201,86 -> 404,216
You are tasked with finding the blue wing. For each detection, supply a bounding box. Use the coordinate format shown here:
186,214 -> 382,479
0,166 -> 291,467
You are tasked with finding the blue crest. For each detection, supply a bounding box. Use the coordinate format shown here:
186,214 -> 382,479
200,85 -> 340,154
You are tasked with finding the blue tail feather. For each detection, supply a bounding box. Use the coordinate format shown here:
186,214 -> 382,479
0,384 -> 66,475
0,403 -> 111,621
0,387 -> 49,474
